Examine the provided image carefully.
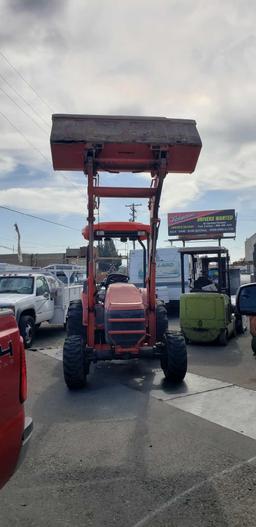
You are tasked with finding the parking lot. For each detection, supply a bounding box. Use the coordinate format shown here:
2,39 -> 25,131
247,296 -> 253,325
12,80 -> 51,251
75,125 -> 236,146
1,319 -> 256,527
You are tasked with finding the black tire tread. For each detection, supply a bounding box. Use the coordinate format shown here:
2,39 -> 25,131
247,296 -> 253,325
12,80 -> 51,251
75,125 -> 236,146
63,335 -> 88,389
161,330 -> 187,382
66,300 -> 85,337
156,300 -> 168,341
19,314 -> 35,349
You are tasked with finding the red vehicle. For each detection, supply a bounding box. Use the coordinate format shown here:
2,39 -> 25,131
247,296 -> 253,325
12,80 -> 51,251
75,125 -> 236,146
0,310 -> 33,489
50,114 -> 202,389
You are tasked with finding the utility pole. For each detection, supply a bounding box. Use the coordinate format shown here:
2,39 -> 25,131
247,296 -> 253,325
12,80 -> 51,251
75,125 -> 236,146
125,203 -> 142,250
14,223 -> 23,263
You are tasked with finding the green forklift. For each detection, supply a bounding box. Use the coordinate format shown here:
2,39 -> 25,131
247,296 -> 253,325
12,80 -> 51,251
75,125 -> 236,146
179,246 -> 243,345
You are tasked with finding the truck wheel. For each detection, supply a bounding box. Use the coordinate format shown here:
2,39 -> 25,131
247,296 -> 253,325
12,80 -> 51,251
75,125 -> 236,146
66,300 -> 85,337
156,300 -> 168,340
19,315 -> 35,348
160,330 -> 187,382
63,335 -> 89,389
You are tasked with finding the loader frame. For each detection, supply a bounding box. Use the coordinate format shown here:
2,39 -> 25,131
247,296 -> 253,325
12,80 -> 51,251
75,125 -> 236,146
50,114 -> 202,358
85,150 -> 167,349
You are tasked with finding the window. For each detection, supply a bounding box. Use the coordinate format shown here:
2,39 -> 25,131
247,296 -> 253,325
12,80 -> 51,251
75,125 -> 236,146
0,276 -> 34,294
36,277 -> 50,296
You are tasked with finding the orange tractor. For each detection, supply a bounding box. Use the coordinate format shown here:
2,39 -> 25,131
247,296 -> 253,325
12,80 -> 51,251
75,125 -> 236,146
50,114 -> 202,389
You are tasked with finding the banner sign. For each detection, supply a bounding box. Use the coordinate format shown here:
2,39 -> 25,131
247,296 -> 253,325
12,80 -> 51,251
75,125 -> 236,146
168,209 -> 236,237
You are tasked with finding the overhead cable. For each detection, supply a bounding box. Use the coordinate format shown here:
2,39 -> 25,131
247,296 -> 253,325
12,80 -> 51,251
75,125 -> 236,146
0,108 -> 84,192
0,50 -> 54,113
0,205 -> 81,231
0,85 -> 48,135
0,108 -> 50,162
0,71 -> 50,128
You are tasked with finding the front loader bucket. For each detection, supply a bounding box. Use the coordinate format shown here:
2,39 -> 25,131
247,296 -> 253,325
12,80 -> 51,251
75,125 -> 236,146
50,114 -> 202,173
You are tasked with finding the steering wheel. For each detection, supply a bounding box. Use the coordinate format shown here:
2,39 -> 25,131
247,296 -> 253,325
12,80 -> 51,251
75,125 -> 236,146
104,273 -> 129,288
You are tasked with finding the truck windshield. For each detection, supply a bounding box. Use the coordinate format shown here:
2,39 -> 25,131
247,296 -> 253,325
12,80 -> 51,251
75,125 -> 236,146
0,276 -> 34,294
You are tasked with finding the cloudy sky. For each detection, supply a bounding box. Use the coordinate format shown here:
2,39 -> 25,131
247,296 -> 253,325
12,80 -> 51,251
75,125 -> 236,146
0,0 -> 255,261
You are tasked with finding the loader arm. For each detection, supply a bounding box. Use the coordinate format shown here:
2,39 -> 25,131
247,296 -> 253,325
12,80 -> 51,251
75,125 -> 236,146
51,114 -> 202,348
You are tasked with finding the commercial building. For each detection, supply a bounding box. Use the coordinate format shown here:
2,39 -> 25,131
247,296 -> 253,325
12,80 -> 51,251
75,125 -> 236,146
245,233 -> 256,273
0,247 -> 87,268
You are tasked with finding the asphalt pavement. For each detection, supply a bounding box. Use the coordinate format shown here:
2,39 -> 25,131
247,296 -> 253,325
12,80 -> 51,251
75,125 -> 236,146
1,320 -> 256,526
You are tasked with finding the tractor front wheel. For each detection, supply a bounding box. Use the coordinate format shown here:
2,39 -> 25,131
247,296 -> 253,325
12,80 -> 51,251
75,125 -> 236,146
66,300 -> 85,337
63,335 -> 89,389
161,330 -> 187,382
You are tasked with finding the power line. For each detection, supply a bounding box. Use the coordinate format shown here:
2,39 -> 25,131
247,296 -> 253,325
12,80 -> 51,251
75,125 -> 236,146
0,205 -> 81,231
0,107 -> 84,192
0,71 -> 50,128
0,50 -> 54,113
0,85 -> 48,135
0,107 -> 50,163
0,244 -> 12,251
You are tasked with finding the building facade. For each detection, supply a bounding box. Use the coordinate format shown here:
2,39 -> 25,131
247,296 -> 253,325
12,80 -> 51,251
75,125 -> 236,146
245,233 -> 256,272
0,247 -> 87,268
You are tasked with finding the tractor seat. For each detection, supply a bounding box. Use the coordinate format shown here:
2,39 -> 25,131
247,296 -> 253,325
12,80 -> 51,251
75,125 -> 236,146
104,273 -> 129,289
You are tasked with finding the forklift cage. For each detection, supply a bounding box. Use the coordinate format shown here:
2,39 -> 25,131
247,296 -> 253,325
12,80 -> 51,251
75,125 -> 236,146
179,246 -> 231,296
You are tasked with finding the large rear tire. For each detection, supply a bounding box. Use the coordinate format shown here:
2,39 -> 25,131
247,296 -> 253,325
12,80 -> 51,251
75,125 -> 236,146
161,330 -> 187,382
156,300 -> 168,341
66,300 -> 85,337
63,335 -> 89,390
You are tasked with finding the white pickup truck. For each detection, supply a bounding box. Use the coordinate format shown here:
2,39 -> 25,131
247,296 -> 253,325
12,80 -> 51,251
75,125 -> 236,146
0,270 -> 82,347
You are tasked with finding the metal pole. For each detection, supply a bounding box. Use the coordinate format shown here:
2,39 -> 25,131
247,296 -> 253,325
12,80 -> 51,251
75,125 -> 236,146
138,239 -> 146,288
218,250 -> 222,292
226,251 -> 231,297
125,203 -> 142,250
85,153 -> 96,348
181,253 -> 185,293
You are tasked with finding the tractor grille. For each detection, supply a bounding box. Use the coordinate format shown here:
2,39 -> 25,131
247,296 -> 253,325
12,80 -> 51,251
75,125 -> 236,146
105,309 -> 146,348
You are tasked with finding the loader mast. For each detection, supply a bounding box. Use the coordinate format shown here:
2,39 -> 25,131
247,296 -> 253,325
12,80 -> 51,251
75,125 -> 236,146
84,148 -> 169,347
50,114 -> 202,389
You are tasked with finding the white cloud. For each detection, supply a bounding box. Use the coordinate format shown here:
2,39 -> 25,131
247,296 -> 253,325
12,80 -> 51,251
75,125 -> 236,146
0,186 -> 86,215
0,0 -> 255,244
161,174 -> 202,212
0,153 -> 16,174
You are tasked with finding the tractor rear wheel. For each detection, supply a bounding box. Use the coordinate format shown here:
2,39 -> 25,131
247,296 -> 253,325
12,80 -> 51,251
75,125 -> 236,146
156,300 -> 168,340
161,330 -> 187,382
63,335 -> 89,389
66,300 -> 85,337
